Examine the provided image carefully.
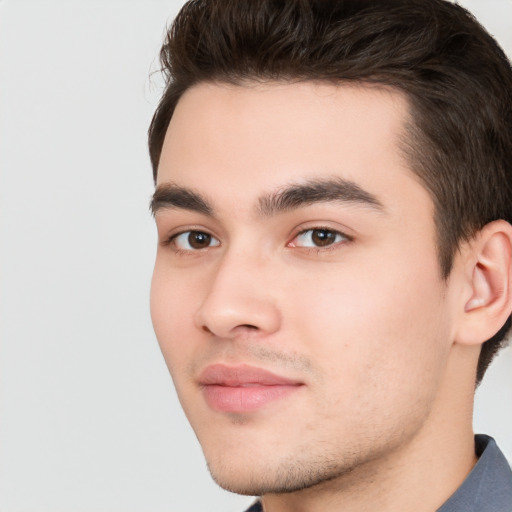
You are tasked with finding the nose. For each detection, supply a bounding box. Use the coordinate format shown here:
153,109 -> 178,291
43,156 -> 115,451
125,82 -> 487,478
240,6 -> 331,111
194,250 -> 281,339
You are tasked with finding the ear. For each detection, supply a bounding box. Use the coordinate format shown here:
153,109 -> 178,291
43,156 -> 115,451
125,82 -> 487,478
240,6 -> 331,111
454,220 -> 512,346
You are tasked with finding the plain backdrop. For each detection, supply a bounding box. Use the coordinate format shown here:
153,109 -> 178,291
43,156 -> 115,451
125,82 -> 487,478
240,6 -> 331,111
0,1 -> 511,511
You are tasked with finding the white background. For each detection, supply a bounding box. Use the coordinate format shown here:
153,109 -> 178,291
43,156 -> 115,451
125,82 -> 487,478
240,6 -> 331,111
0,1 -> 510,511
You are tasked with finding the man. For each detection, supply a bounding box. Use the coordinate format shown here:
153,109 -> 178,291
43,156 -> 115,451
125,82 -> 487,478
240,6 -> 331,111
148,1 -> 512,510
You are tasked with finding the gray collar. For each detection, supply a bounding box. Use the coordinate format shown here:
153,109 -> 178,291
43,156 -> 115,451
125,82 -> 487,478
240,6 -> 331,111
438,434 -> 512,512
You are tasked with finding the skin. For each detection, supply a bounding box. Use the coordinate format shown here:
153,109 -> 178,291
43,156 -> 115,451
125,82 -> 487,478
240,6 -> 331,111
150,81 -> 501,512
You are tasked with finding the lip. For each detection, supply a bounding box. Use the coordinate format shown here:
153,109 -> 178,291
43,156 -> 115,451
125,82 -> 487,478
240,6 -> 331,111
198,364 -> 303,413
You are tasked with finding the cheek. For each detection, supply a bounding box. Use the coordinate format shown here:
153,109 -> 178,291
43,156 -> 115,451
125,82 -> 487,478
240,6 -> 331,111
150,261 -> 198,372
282,261 -> 451,445
286,248 -> 451,395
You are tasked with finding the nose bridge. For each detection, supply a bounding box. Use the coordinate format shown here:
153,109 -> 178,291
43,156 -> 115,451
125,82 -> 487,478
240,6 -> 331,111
194,243 -> 281,337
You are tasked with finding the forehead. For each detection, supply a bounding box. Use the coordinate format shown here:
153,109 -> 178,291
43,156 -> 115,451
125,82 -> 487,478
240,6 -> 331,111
157,81 -> 423,216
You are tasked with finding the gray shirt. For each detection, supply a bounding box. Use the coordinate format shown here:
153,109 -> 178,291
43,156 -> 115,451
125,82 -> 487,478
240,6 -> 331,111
439,435 -> 512,512
244,435 -> 512,512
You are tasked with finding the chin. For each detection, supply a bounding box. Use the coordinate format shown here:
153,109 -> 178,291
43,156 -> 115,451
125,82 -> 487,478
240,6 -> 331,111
205,450 -> 361,497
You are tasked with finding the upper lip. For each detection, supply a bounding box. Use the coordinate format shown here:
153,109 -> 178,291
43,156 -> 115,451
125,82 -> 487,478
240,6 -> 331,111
198,364 -> 303,387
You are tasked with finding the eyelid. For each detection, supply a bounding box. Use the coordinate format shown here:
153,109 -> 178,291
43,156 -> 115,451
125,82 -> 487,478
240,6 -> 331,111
175,231 -> 220,249
287,225 -> 353,249
160,226 -> 221,250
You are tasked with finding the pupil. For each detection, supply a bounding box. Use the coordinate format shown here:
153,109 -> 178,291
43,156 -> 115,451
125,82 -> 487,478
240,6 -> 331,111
189,231 -> 211,249
312,229 -> 335,247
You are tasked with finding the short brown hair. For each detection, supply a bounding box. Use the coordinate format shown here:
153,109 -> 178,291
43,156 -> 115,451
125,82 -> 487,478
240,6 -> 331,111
148,0 -> 512,383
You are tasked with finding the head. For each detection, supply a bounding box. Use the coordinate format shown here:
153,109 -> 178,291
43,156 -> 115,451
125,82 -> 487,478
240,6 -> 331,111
148,0 -> 512,498
149,0 -> 512,383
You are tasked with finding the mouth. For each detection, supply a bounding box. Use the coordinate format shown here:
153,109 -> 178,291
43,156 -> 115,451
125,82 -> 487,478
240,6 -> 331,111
198,364 -> 304,413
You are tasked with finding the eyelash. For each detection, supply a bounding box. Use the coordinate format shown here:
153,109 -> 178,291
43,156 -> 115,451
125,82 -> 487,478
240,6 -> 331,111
163,227 -> 352,254
289,227 -> 353,252
162,230 -> 220,252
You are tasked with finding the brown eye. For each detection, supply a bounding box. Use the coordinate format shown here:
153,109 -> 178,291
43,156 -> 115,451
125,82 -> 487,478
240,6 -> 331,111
311,229 -> 338,247
172,230 -> 220,251
188,231 -> 212,249
292,228 -> 348,248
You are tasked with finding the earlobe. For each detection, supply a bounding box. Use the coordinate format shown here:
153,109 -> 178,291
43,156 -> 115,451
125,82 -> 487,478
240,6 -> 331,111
456,220 -> 512,346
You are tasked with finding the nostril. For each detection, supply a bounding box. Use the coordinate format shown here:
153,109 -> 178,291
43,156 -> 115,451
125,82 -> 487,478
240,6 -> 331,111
201,324 -> 257,334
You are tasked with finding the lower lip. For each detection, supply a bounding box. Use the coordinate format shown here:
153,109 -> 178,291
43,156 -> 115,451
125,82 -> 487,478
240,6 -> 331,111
202,384 -> 301,413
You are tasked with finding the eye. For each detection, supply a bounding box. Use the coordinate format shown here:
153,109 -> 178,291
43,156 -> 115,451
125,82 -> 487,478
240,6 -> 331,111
171,230 -> 220,251
290,228 -> 349,248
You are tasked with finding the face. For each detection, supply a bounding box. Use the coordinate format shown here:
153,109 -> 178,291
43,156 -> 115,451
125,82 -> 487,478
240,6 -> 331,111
151,82 -> 458,495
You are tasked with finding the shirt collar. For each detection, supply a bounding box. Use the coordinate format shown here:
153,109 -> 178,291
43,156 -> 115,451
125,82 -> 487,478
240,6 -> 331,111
437,434 -> 512,512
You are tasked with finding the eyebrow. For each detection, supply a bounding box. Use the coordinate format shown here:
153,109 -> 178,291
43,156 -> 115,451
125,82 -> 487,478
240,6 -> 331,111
258,177 -> 384,216
151,184 -> 213,216
150,177 -> 384,217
